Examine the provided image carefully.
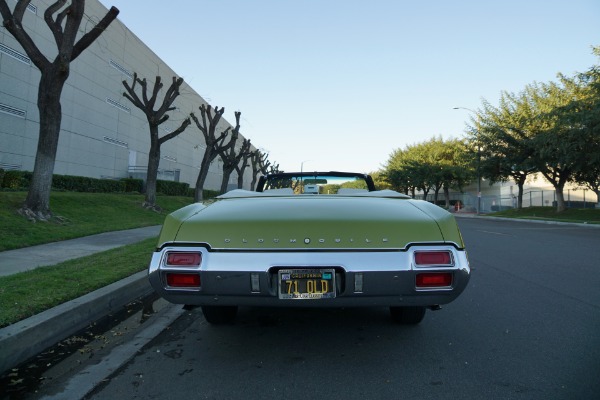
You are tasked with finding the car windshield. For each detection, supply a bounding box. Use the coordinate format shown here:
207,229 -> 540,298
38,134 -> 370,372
259,172 -> 374,194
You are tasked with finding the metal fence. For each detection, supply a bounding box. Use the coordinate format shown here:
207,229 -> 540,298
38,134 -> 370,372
488,189 -> 598,210
419,189 -> 598,212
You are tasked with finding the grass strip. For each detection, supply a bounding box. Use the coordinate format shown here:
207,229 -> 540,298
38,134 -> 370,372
0,238 -> 156,328
0,192 -> 192,251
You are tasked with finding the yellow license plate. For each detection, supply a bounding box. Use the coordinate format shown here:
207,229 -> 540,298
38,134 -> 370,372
278,269 -> 336,299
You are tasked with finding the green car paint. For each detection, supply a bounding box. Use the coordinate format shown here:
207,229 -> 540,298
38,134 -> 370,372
156,202 -> 206,249
156,194 -> 464,250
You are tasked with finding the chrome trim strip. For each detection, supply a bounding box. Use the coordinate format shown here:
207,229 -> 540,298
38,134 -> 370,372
149,245 -> 469,274
157,240 -> 465,252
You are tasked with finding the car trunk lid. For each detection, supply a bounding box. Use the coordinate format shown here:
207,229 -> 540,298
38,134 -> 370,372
172,196 -> 453,250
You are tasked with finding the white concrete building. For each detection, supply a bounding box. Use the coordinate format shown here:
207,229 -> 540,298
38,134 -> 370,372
0,0 -> 254,191
421,174 -> 599,212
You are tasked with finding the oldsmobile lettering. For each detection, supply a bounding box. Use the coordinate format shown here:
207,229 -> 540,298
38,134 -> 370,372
224,237 -> 392,245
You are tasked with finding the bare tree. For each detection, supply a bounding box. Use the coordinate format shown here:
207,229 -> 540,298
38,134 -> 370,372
269,163 -> 282,174
234,140 -> 253,189
122,73 -> 191,209
217,112 -> 244,193
190,105 -> 232,201
250,150 -> 270,190
0,1 -> 119,220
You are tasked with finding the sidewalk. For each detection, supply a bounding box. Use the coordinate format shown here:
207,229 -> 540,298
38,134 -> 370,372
453,212 -> 600,227
0,225 -> 161,277
0,225 -> 162,375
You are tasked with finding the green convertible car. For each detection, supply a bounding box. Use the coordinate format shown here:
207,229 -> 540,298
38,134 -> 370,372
148,171 -> 470,325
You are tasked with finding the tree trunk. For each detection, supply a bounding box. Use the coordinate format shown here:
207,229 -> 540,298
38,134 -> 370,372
195,149 -> 217,202
145,126 -> 160,207
443,185 -> 451,208
539,168 -> 571,212
220,167 -> 234,194
422,187 -> 430,202
250,174 -> 258,191
555,187 -> 566,212
516,175 -> 526,210
552,175 -> 569,212
517,184 -> 524,209
22,66 -> 68,219
195,160 -> 210,201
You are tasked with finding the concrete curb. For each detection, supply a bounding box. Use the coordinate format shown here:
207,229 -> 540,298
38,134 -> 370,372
0,271 -> 153,375
41,303 -> 186,400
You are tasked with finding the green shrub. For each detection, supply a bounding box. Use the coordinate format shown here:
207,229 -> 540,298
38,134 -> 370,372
121,178 -> 144,193
0,170 -> 213,198
51,174 -> 86,191
156,180 -> 190,196
204,189 -> 220,199
88,178 -> 125,193
1,170 -> 30,189
184,187 -> 219,199
51,174 -> 125,193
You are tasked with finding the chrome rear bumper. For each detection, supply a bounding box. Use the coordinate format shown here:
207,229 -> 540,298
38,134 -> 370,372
148,244 -> 470,307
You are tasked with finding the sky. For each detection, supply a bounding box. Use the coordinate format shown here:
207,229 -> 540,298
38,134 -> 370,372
97,0 -> 599,173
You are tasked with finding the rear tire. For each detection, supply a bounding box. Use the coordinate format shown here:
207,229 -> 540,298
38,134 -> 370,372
201,305 -> 238,324
389,306 -> 426,324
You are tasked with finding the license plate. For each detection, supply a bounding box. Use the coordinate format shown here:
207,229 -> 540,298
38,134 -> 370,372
278,269 -> 336,299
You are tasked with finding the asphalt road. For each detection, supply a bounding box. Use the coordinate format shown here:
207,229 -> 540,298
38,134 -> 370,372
49,218 -> 600,399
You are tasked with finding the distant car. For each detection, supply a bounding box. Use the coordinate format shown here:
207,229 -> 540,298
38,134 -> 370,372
148,171 -> 470,325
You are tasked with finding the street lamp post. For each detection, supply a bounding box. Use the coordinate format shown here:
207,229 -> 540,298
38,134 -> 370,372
300,160 -> 310,174
300,160 -> 310,192
454,107 -> 481,215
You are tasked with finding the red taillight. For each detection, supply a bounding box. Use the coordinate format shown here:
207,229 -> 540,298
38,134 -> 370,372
167,273 -> 201,287
166,252 -> 201,266
414,251 -> 452,266
416,273 -> 452,288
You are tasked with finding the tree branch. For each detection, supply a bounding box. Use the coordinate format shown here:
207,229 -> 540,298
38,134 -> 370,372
215,127 -> 231,148
158,118 -> 192,145
71,6 -> 119,60
147,76 -> 163,109
122,73 -> 146,110
157,77 -> 183,116
189,112 -> 206,136
192,104 -> 227,144
14,0 -> 28,19
59,1 -> 84,57
157,115 -> 170,125
139,77 -> 150,106
222,111 -> 242,153
43,0 -> 67,49
0,0 -> 50,69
